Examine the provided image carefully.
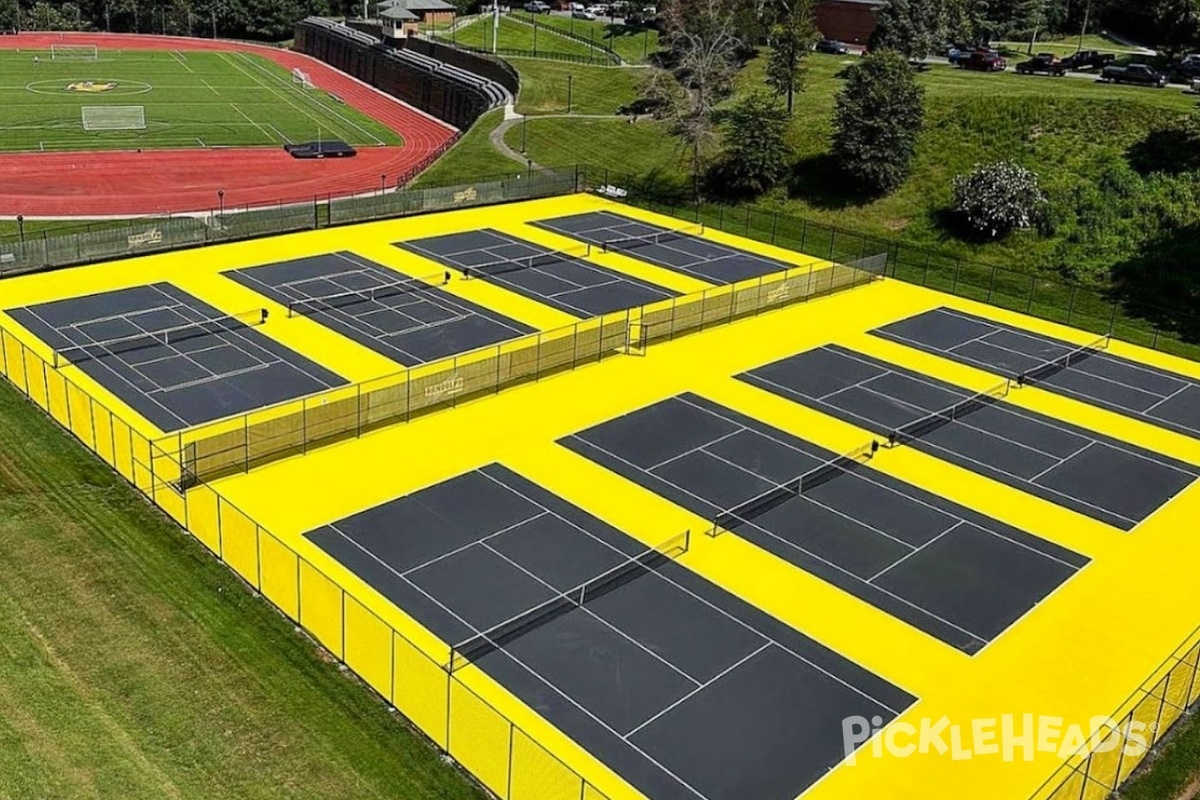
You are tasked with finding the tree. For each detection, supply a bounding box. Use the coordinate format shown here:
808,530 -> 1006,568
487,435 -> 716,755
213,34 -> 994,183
764,0 -> 817,114
709,90 -> 791,195
869,0 -> 943,60
645,0 -> 743,199
831,50 -> 924,195
951,161 -> 1047,239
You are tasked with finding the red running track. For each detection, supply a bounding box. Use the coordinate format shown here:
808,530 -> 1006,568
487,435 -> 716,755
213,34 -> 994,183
0,32 -> 458,217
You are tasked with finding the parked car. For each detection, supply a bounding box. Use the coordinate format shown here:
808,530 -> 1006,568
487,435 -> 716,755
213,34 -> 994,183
1100,63 -> 1169,87
572,7 -> 596,17
1016,53 -> 1067,76
815,39 -> 849,55
586,3 -> 609,15
523,0 -> 552,12
960,50 -> 1007,71
1059,49 -> 1116,71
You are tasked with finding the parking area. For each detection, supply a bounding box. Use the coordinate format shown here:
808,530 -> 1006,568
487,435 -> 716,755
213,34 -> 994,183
5,283 -> 345,432
873,307 -> 1200,439
395,229 -> 678,317
534,210 -> 797,284
304,463 -> 914,800
738,345 -> 1199,531
224,252 -> 534,366
562,393 -> 1087,654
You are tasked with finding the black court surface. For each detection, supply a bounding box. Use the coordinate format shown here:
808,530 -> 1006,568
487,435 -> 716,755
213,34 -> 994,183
395,230 -> 679,317
561,394 -> 1087,654
874,307 -> 1200,439
533,211 -> 796,284
224,252 -> 534,366
739,346 -> 1199,531
6,284 -> 345,432
304,464 -> 915,800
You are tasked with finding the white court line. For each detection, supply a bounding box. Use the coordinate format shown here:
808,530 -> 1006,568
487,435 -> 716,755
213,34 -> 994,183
322,515 -> 715,800
824,346 -> 1197,476
675,394 -> 1084,570
472,468 -> 907,713
478,539 -> 704,688
868,523 -> 961,584
24,305 -> 190,429
199,77 -> 219,95
624,643 -> 772,738
565,432 -> 987,646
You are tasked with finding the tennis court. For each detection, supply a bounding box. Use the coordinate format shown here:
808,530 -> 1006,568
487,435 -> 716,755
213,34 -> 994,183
739,346 -> 1199,531
873,307 -> 1200,439
224,252 -> 534,366
5,283 -> 345,432
394,229 -> 679,317
304,463 -> 914,800
533,211 -> 797,284
562,394 -> 1087,654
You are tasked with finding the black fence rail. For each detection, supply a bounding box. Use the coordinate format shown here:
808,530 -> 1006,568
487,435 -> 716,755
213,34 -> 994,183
507,12 -> 623,63
613,189 -> 1200,362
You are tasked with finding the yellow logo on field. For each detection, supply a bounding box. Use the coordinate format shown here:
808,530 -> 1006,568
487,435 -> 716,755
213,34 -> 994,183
66,81 -> 116,93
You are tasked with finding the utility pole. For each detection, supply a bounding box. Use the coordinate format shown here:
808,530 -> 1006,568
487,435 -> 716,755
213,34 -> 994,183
212,8 -> 217,39
492,2 -> 499,54
1077,0 -> 1091,54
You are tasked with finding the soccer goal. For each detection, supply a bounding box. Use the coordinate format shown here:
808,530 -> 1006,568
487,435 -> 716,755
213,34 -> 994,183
292,68 -> 315,89
51,44 -> 99,60
82,106 -> 146,132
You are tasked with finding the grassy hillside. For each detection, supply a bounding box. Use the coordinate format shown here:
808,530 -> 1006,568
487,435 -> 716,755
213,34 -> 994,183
0,378 -> 480,800
502,52 -> 1197,289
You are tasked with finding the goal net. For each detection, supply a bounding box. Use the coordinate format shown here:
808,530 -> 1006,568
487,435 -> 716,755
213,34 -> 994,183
82,106 -> 146,131
51,44 -> 99,60
292,68 -> 314,89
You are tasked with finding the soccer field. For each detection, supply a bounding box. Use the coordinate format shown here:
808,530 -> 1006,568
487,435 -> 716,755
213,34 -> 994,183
0,47 -> 403,152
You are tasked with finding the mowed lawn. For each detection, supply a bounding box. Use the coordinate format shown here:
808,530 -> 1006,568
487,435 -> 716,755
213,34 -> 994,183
0,48 -> 400,152
0,379 -> 481,800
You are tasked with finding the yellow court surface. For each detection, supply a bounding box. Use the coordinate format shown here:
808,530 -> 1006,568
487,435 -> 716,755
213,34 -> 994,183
2,193 -> 1199,800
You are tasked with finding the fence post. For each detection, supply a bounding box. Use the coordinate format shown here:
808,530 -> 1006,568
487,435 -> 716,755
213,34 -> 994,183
771,211 -> 778,244
1027,275 -> 1036,313
951,259 -> 961,294
1108,300 -> 1119,335
1066,286 -> 1077,325
745,206 -> 751,235
985,264 -> 997,303
827,227 -> 835,261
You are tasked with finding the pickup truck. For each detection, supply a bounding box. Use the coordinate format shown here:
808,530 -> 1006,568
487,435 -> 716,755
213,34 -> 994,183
1016,54 -> 1068,76
959,51 -> 1007,72
1060,50 -> 1115,71
1100,63 -> 1169,87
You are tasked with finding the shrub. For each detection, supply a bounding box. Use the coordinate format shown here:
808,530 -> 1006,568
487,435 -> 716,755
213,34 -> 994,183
952,161 -> 1047,240
831,50 -> 924,196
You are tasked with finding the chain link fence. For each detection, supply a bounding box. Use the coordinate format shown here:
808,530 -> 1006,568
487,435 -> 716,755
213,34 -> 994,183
0,166 -> 585,277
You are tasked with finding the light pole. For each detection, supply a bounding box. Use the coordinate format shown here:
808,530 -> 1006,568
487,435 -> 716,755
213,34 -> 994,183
16,214 -> 24,252
217,189 -> 225,219
380,173 -> 387,194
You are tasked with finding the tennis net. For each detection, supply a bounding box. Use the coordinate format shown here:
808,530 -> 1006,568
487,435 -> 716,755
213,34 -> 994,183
52,308 -> 268,368
462,243 -> 591,279
887,378 -> 1011,447
286,271 -> 449,318
1016,334 -> 1110,387
448,530 -> 690,672
708,442 -> 878,537
601,224 -> 705,255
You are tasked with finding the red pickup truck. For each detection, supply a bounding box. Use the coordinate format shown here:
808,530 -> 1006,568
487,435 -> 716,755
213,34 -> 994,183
958,51 -> 1008,72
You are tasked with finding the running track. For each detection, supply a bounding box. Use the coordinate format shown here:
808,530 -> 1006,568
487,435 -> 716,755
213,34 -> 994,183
0,33 -> 459,216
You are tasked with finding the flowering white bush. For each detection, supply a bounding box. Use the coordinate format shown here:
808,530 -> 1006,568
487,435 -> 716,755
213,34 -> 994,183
952,161 -> 1047,239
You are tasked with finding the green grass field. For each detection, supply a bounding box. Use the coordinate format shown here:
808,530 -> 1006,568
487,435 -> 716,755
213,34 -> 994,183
0,48 -> 400,152
0,375 -> 481,800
